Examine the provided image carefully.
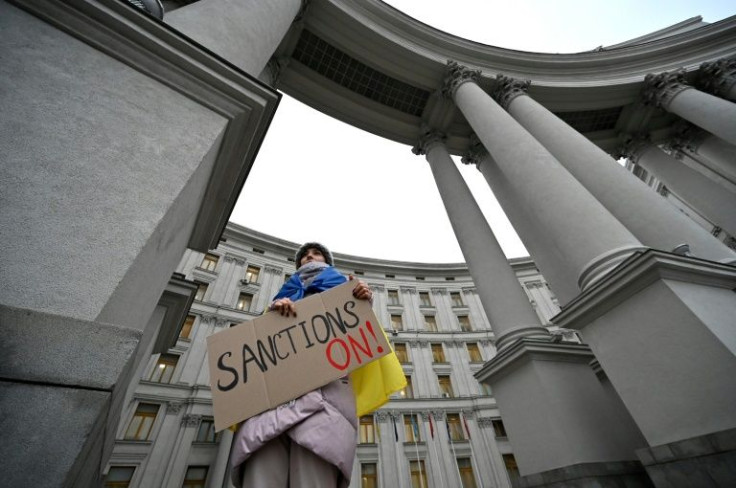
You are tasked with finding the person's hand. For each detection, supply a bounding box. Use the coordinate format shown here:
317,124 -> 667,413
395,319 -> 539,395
350,275 -> 373,302
270,297 -> 297,317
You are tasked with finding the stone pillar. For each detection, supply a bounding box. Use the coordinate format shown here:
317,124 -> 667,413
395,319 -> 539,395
162,413 -> 203,487
494,75 -> 735,265
208,428 -> 234,488
165,0 -> 304,77
622,136 -> 736,237
698,58 -> 736,102
642,69 -> 736,146
671,122 -> 736,186
412,131 -> 547,349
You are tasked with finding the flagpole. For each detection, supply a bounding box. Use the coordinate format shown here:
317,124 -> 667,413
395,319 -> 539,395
411,409 -> 425,488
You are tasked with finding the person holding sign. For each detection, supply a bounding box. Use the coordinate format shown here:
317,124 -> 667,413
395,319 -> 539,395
229,242 -> 401,488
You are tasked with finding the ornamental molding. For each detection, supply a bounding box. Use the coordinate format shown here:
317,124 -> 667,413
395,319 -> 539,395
264,265 -> 283,275
199,314 -> 217,326
400,286 -> 417,295
224,254 -> 246,266
375,411 -> 390,422
421,411 -> 431,421
215,318 -> 230,329
479,340 -> 491,348
617,133 -> 652,163
167,402 -> 183,415
642,70 -> 693,110
408,340 -> 420,347
430,287 -> 447,295
461,134 -> 488,168
476,417 -> 495,427
181,414 -> 202,427
461,409 -> 475,419
370,283 -> 385,292
431,409 -> 445,420
412,127 -> 446,156
698,58 -> 736,98
525,280 -> 544,289
491,74 -> 530,110
668,121 -> 708,153
461,287 -> 476,295
442,60 -> 481,99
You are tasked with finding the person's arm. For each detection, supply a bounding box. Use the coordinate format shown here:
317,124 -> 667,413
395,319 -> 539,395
270,297 -> 297,317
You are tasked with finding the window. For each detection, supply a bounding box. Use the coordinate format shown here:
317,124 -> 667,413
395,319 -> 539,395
419,292 -> 431,307
388,289 -> 400,306
236,292 -> 253,311
445,277 -> 455,281
458,315 -> 472,332
149,354 -> 178,383
252,247 -> 265,254
180,315 -> 195,339
431,343 -> 445,363
104,466 -> 135,488
390,314 -> 403,331
194,282 -> 208,302
195,418 -> 217,443
424,315 -> 438,332
385,273 -> 395,278
245,265 -> 260,284
394,343 -> 409,364
503,454 -> 521,487
404,413 -> 421,442
458,458 -> 477,488
399,375 -> 413,399
416,276 -> 425,281
492,419 -> 508,438
354,270 -> 364,275
182,466 -> 208,488
361,463 -> 378,488
200,253 -> 218,272
409,460 -> 427,488
438,375 -> 454,398
446,413 -> 465,441
481,382 -> 493,396
124,403 -> 159,440
467,343 -> 483,362
450,292 -> 464,307
359,416 -> 376,444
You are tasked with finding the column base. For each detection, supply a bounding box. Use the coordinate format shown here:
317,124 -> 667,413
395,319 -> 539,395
475,338 -> 647,477
518,461 -> 653,488
636,427 -> 736,488
555,249 -> 736,447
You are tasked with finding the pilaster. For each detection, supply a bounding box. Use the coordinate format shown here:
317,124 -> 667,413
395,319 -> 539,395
698,58 -> 736,101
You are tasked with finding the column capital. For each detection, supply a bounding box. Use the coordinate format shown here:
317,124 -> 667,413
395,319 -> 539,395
412,127 -> 447,155
460,133 -> 488,169
374,411 -> 390,423
668,121 -> 709,153
181,413 -> 202,427
264,57 -> 289,87
441,60 -> 481,99
492,74 -> 531,110
698,58 -> 736,99
642,70 -> 692,109
618,133 -> 652,163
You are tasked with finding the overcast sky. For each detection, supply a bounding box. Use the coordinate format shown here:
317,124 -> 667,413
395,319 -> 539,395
230,1 -> 734,264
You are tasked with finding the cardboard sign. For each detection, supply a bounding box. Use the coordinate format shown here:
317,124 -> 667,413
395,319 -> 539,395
206,280 -> 390,431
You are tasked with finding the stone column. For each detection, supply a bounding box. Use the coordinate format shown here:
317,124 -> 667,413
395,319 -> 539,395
698,58 -> 736,102
208,428 -> 234,488
494,75 -> 735,265
444,63 -> 644,291
412,131 -> 547,349
622,136 -> 736,237
643,69 -> 736,146
162,413 -> 203,487
165,0 -> 304,77
671,122 -> 736,186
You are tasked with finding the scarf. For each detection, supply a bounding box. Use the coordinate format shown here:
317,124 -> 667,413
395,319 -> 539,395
272,263 -> 347,302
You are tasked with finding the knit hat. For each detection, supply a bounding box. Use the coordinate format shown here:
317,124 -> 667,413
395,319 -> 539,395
295,242 -> 334,267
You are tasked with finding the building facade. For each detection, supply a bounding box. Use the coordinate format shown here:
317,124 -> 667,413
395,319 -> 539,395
105,224 -> 567,488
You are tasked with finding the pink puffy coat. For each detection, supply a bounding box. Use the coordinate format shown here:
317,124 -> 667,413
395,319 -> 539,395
229,377 -> 358,488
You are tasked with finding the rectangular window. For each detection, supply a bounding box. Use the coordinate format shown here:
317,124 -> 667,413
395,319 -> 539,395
236,293 -> 253,311
361,463 -> 378,488
180,315 -> 195,339
458,315 -> 472,332
400,375 -> 413,399
446,413 -> 465,441
354,270 -> 364,275
481,382 -> 493,396
419,292 -> 432,307
492,419 -> 508,438
503,454 -> 521,487
194,282 -> 208,302
390,314 -> 403,331
104,466 -> 135,488
388,289 -> 400,306
385,273 -> 395,278
409,460 -> 427,488
404,413 -> 421,442
415,276 -> 425,281
438,375 -> 454,398
195,418 -> 217,443
424,315 -> 438,332
200,253 -> 218,272
359,416 -> 376,444
182,466 -> 208,488
124,403 -> 159,440
394,343 -> 409,364
431,343 -> 445,363
467,343 -> 483,362
252,248 -> 265,254
458,458 -> 477,488
245,265 -> 260,284
450,291 -> 464,307
148,354 -> 178,383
